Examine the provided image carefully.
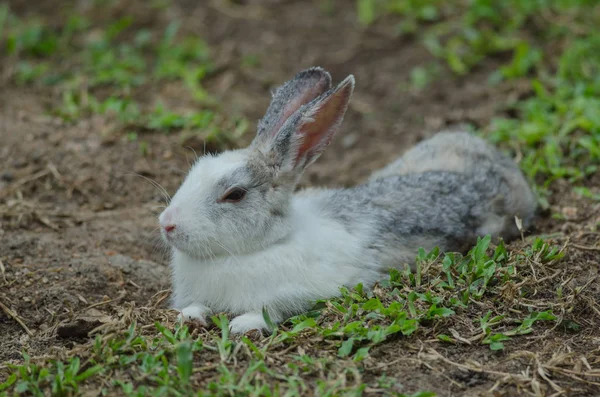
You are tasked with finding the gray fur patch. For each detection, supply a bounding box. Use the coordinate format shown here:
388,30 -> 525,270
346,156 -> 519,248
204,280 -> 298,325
368,131 -> 537,243
313,159 -> 532,268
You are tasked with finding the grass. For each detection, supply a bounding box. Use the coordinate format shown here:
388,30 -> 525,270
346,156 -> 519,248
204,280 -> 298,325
0,5 -> 247,151
1,236 -> 574,396
357,0 -> 600,205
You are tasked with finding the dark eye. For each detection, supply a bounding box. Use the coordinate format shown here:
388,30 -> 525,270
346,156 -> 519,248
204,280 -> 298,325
220,187 -> 247,203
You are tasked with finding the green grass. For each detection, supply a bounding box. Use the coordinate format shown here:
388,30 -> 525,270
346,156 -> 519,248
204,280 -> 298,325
0,5 -> 247,150
1,236 -> 569,396
356,0 -> 600,203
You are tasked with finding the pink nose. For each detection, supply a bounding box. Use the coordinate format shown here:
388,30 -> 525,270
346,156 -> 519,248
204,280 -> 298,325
164,224 -> 176,233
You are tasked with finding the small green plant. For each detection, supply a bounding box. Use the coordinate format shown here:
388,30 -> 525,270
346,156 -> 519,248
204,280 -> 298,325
0,7 -> 247,146
357,0 -> 446,31
212,315 -> 235,362
481,310 -> 557,351
0,236 -> 565,394
405,63 -> 442,90
357,0 -> 600,194
272,236 -> 563,361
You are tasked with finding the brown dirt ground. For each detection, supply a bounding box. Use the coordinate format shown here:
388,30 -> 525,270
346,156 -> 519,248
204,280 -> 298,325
1,1 -> 600,396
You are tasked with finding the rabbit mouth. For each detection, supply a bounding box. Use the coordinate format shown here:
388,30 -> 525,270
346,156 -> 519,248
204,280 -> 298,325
162,232 -> 217,259
161,228 -> 188,250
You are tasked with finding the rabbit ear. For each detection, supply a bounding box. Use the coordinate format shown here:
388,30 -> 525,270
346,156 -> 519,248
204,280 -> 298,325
270,75 -> 355,172
255,67 -> 332,141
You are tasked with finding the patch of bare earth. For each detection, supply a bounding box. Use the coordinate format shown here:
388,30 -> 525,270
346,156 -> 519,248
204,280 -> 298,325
1,1 -> 599,395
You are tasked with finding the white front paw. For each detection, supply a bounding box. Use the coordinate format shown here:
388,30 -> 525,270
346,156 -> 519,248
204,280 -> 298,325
229,313 -> 268,335
178,305 -> 208,326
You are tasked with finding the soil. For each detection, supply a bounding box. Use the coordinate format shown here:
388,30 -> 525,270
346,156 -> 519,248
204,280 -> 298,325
1,1 -> 599,396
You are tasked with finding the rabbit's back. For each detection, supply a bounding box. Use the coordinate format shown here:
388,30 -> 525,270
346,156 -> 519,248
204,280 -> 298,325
371,131 -> 516,177
316,170 -> 503,268
369,131 -> 536,241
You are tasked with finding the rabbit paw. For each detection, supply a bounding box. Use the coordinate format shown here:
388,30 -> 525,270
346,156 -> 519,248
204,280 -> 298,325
229,313 -> 268,335
178,305 -> 208,327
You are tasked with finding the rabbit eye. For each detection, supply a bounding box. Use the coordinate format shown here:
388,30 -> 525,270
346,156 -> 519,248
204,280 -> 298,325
220,187 -> 247,203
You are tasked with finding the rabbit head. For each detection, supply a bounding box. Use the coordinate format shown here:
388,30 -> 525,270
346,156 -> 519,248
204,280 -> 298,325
159,67 -> 355,258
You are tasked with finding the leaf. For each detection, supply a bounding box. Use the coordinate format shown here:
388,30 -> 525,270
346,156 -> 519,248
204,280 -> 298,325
484,333 -> 511,350
490,341 -> 505,351
262,307 -> 278,333
15,381 -> 29,393
355,283 -> 364,296
241,337 -> 263,360
155,322 -> 176,344
362,298 -> 383,311
68,357 -> 80,378
357,0 -> 376,26
74,365 -> 104,382
176,341 -> 193,385
212,315 -> 230,340
437,334 -> 454,343
0,373 -> 17,392
416,247 -> 427,262
343,321 -> 363,333
353,347 -> 370,361
472,235 -> 492,264
397,318 -> 418,336
534,311 -> 557,321
493,241 -> 507,262
428,306 -> 455,318
290,318 -> 316,334
338,338 -> 354,357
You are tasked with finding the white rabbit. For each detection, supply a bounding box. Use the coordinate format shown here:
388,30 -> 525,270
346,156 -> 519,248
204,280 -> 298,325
158,67 -> 536,334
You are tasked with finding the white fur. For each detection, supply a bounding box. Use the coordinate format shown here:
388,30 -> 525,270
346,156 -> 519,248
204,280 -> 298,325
170,193 -> 382,334
177,305 -> 209,326
229,313 -> 269,334
159,71 -> 365,334
161,73 -> 373,334
159,150 -> 275,258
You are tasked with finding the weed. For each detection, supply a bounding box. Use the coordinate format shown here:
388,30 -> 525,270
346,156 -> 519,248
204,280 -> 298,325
0,7 -> 246,146
1,235 -> 564,394
358,0 -> 600,195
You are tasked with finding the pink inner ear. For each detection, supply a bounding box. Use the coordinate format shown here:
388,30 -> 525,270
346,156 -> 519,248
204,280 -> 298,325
296,83 -> 352,163
268,84 -> 328,138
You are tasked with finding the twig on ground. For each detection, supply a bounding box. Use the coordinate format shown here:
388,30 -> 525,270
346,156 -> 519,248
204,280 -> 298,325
545,366 -> 600,387
85,291 -> 127,310
371,355 -> 466,388
424,347 -> 530,380
571,243 -> 600,252
8,168 -> 50,189
148,289 -> 171,308
34,211 -> 60,230
535,355 -> 565,394
0,299 -> 34,336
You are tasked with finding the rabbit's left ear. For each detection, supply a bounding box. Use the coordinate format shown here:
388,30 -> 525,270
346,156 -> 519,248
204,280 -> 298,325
255,67 -> 332,142
269,75 -> 355,172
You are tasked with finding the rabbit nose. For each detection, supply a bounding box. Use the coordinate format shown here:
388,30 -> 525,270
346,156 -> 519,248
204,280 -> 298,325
159,206 -> 179,233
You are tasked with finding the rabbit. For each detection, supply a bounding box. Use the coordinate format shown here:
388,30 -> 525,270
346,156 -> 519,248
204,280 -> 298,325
158,67 -> 536,335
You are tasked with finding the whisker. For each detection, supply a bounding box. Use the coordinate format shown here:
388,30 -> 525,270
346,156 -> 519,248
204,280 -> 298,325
145,229 -> 172,263
212,239 -> 243,267
192,240 -> 213,262
186,146 -> 200,161
126,172 -> 172,205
